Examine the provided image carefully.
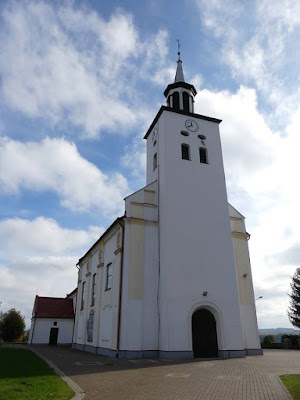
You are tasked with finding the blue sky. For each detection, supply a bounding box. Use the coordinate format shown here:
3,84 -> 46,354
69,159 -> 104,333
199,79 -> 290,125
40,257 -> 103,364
1,0 -> 300,329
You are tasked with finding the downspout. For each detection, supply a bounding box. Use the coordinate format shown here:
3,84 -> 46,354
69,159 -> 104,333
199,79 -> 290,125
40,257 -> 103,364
116,217 -> 125,357
71,264 -> 80,345
30,296 -> 38,344
30,317 -> 36,344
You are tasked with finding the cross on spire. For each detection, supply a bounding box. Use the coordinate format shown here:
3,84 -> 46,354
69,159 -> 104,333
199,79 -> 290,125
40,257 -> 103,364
177,39 -> 181,60
174,40 -> 185,83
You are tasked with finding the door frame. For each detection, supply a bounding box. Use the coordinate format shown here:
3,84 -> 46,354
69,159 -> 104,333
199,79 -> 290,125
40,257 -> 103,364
189,302 -> 224,353
49,327 -> 59,345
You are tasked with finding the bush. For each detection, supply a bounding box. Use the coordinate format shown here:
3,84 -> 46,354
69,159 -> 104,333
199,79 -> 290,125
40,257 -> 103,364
0,309 -> 25,342
262,334 -> 276,345
282,334 -> 300,347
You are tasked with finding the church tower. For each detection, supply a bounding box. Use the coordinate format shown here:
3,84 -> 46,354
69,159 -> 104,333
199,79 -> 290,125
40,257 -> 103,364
72,49 -> 262,359
143,52 -> 261,358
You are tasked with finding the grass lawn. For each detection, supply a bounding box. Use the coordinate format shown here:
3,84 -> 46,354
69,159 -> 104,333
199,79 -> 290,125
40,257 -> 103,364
281,375 -> 300,400
0,347 -> 74,400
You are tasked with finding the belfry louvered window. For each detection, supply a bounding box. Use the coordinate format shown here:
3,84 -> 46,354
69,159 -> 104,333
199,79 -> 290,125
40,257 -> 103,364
181,144 -> 190,160
183,92 -> 190,112
173,91 -> 180,110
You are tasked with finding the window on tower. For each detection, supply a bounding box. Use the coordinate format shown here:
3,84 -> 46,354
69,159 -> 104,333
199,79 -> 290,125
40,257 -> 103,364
199,147 -> 208,164
181,144 -> 190,160
153,153 -> 157,171
183,92 -> 190,112
173,91 -> 180,110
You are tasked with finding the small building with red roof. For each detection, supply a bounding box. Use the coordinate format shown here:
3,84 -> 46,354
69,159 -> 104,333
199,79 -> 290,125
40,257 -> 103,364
28,293 -> 76,345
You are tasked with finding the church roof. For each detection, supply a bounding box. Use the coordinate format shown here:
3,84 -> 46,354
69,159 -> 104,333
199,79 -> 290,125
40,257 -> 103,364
77,217 -> 124,265
33,296 -> 74,319
144,106 -> 222,140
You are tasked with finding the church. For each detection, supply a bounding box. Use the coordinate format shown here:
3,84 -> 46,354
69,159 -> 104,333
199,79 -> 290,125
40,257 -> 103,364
72,54 -> 262,359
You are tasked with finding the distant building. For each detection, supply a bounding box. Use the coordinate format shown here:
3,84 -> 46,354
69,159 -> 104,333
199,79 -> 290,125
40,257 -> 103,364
72,55 -> 262,359
28,292 -> 76,345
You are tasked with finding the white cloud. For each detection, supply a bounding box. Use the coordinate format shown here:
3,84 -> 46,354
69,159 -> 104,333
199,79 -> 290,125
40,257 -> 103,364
196,0 -> 300,126
0,136 -> 129,216
0,216 -> 104,256
0,1 -> 172,137
0,216 -> 104,327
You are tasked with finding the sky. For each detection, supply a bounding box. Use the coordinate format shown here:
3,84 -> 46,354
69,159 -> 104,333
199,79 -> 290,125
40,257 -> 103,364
0,0 -> 300,330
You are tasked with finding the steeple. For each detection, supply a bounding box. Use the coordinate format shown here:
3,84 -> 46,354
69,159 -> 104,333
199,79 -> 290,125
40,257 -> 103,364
174,45 -> 185,83
163,42 -> 197,114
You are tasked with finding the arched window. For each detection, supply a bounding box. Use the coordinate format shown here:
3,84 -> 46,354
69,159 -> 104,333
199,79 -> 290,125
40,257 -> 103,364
173,91 -> 180,110
181,144 -> 190,160
183,92 -> 190,112
81,281 -> 86,310
153,153 -> 157,171
105,263 -> 112,290
199,147 -> 208,164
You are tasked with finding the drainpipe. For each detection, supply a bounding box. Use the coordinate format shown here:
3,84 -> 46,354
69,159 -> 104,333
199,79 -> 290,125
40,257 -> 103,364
71,265 -> 80,346
30,317 -> 36,344
116,217 -> 125,357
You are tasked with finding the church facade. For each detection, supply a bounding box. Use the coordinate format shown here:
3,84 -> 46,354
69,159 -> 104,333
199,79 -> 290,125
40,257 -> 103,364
72,56 -> 262,359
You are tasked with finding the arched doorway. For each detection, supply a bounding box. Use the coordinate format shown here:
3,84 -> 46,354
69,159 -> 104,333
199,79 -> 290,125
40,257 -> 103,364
192,308 -> 218,358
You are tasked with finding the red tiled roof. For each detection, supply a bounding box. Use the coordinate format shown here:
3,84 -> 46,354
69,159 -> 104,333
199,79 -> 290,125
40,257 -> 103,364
34,296 -> 74,319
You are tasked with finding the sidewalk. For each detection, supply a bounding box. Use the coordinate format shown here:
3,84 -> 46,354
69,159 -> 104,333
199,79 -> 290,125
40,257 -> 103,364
32,346 -> 298,400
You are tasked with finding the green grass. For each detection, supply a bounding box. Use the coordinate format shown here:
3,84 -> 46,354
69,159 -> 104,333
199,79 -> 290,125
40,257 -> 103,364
0,348 -> 74,400
281,375 -> 300,400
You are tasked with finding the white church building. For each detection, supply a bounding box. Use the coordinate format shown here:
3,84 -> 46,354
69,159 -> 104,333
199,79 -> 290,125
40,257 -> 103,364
72,55 -> 262,359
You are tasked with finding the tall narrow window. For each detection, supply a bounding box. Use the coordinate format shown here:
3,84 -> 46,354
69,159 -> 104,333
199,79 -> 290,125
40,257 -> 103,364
106,263 -> 112,290
91,273 -> 96,306
183,92 -> 190,112
181,144 -> 190,160
173,91 -> 179,110
199,147 -> 208,164
81,281 -> 86,310
153,153 -> 157,171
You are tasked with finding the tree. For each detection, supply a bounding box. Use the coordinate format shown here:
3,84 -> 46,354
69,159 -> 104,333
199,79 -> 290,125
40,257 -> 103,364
288,268 -> 300,328
262,334 -> 275,345
0,308 -> 25,342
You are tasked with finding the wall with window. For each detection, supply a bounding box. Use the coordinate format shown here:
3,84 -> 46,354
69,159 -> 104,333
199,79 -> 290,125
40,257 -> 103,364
30,318 -> 74,344
73,224 -> 123,355
152,108 -> 245,354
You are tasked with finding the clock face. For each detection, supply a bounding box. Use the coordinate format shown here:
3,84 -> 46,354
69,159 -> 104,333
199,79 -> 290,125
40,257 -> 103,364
152,127 -> 158,143
185,119 -> 199,132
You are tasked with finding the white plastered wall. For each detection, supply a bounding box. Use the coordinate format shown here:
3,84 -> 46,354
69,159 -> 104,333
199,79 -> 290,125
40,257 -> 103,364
229,204 -> 261,350
150,109 -> 244,353
73,224 -> 122,352
30,318 -> 74,344
120,181 -> 159,352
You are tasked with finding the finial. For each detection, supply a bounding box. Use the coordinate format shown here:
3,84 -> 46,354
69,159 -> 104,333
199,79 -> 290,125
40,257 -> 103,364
176,39 -> 181,61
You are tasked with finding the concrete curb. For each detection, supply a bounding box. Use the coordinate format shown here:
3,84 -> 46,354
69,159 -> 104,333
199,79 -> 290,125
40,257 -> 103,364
28,347 -> 85,400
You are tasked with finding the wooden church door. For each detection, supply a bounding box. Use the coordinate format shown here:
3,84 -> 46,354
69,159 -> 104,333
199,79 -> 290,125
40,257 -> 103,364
192,309 -> 218,358
49,327 -> 59,345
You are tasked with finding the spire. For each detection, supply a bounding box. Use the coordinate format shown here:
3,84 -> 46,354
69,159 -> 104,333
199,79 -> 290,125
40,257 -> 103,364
174,40 -> 185,83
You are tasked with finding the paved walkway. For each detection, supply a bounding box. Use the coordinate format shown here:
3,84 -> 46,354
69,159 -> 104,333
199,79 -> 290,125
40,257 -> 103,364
31,346 -> 299,400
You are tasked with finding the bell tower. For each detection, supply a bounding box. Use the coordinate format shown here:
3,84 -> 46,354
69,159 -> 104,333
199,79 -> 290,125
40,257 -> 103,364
164,48 -> 197,113
143,50 -> 251,358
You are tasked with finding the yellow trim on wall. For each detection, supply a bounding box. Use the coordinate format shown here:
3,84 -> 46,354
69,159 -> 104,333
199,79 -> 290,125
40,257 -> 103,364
128,223 -> 145,300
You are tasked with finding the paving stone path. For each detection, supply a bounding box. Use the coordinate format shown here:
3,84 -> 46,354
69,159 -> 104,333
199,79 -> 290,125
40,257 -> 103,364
32,347 -> 300,400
